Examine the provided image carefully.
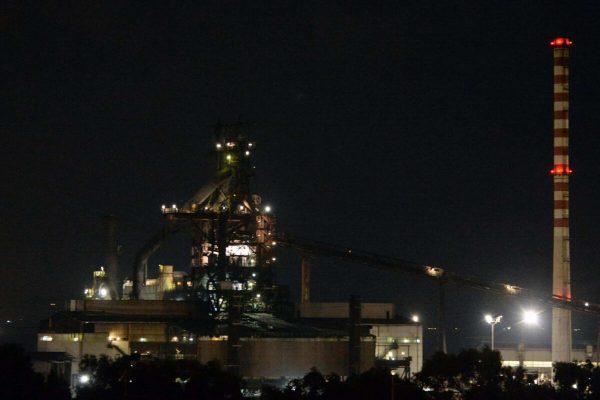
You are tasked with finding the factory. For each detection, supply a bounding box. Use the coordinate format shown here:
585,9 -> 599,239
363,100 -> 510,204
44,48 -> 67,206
35,122 -> 423,387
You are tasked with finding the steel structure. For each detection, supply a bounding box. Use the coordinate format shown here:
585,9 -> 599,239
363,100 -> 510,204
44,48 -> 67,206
132,122 -> 278,316
550,37 -> 573,363
276,235 -> 600,316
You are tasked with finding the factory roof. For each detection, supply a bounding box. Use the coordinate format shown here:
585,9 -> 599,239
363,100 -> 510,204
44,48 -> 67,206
29,351 -> 73,362
40,310 -> 380,339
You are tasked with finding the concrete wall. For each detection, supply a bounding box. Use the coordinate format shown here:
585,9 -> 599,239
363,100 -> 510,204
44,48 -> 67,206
68,299 -> 203,316
196,337 -> 375,378
94,322 -> 167,342
497,347 -> 595,374
37,333 -> 121,375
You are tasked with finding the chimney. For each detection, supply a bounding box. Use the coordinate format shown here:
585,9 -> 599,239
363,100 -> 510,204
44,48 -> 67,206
549,37 -> 573,363
102,214 -> 119,299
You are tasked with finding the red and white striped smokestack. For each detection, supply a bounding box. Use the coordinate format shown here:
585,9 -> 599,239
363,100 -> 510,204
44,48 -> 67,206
550,37 -> 573,363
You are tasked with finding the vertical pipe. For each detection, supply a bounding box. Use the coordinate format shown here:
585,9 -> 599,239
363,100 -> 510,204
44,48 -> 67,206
102,214 -> 119,299
596,320 -> 600,365
226,291 -> 242,376
349,294 -> 362,376
300,256 -> 311,303
550,37 -> 573,363
438,279 -> 447,353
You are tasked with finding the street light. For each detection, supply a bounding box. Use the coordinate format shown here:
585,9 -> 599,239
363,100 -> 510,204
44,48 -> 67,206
484,314 -> 502,350
519,309 -> 540,367
522,310 -> 539,325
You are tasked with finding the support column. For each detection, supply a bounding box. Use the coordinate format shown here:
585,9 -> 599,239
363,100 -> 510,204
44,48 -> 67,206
301,256 -> 311,303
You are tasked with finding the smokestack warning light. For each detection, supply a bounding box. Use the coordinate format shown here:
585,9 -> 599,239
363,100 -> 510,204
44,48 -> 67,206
550,165 -> 573,175
550,37 -> 573,47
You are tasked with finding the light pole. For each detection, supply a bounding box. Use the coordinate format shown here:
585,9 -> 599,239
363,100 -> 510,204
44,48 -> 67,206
519,310 -> 539,368
485,314 -> 502,350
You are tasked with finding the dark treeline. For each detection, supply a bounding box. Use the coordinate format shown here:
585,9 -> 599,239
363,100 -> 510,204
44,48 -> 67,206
259,347 -> 600,400
0,343 -> 71,400
3,342 -> 600,400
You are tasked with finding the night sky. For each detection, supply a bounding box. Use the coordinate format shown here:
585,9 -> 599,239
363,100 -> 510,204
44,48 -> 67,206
3,2 -> 600,352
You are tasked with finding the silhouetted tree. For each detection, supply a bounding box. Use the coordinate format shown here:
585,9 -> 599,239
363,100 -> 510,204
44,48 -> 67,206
0,343 -> 70,400
0,343 -> 42,400
76,356 -> 242,400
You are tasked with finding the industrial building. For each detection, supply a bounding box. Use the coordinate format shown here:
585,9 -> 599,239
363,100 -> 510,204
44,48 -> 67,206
497,346 -> 594,381
35,122 -> 423,387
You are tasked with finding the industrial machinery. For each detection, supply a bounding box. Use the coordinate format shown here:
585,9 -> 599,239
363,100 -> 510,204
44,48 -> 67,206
128,122 -> 281,318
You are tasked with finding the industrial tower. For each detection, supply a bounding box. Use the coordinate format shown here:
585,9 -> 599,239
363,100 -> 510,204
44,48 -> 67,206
550,37 -> 573,363
131,122 -> 279,316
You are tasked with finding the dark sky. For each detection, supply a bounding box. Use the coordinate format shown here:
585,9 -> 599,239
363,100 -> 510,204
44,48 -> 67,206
2,1 -> 600,352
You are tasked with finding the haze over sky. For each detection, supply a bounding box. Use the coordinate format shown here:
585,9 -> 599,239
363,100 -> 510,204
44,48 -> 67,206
3,1 -> 600,351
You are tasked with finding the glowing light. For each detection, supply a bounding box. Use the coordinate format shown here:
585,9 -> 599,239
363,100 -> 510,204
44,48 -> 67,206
271,257 -> 277,261
504,284 -> 520,294
41,335 -> 53,342
239,205 -> 244,210
245,150 -> 250,156
522,310 -> 539,325
252,273 -> 257,277
99,288 -> 108,298
550,37 -> 573,47
226,244 -> 253,256
161,204 -> 166,210
139,337 -> 147,342
172,204 -> 177,209
216,143 -> 222,149
248,143 -> 253,147
79,374 -> 90,384
256,293 -> 261,299
425,266 -> 444,277
550,164 -> 573,175
585,302 -> 590,307
226,154 -> 232,161
171,336 -> 179,342
264,205 -> 271,213
485,314 -> 502,325
412,315 -> 419,323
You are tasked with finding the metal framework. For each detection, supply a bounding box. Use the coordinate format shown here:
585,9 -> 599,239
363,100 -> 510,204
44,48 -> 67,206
276,234 -> 600,317
131,122 -> 278,316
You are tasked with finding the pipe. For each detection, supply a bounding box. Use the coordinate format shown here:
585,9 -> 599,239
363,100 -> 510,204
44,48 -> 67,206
102,214 -> 119,299
132,224 -> 182,299
348,294 -> 362,376
300,256 -> 311,303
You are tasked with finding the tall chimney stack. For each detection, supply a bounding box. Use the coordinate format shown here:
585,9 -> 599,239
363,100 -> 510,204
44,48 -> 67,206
550,37 -> 573,363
